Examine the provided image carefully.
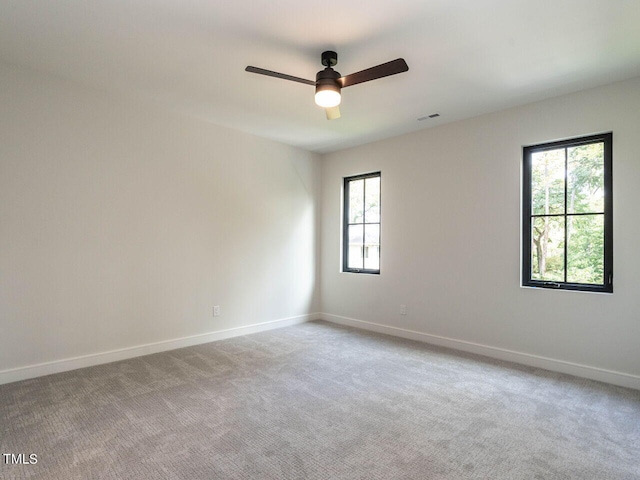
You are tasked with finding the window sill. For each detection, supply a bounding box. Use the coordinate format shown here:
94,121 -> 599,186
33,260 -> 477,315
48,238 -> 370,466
520,285 -> 613,295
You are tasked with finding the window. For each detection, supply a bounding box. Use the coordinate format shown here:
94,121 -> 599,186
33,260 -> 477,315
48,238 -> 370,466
522,133 -> 612,292
343,172 -> 381,274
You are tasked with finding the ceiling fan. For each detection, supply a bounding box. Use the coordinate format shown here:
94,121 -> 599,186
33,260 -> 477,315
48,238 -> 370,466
245,51 -> 409,120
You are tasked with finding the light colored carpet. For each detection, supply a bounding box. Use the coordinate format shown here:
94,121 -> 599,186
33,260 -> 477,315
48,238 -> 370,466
1,320 -> 639,479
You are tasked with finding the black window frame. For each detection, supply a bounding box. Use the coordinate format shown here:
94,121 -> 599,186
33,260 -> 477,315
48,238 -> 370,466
522,132 -> 613,293
343,171 -> 381,274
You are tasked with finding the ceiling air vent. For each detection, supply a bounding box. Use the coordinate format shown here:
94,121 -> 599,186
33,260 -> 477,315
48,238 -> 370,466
418,113 -> 440,121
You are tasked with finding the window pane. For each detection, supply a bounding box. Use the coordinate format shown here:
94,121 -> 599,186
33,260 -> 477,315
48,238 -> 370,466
531,149 -> 565,215
364,176 -> 380,223
567,214 -> 604,284
344,172 -> 381,273
523,133 -> 611,292
531,216 -> 565,281
364,224 -> 380,270
348,224 -> 364,269
567,143 -> 604,214
348,179 -> 364,223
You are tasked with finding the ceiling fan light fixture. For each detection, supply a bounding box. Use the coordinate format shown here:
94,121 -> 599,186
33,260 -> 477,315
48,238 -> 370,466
315,85 -> 341,107
315,65 -> 342,108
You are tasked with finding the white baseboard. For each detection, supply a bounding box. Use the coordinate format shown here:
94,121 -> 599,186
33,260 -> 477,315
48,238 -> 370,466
320,313 -> 640,391
0,313 -> 317,386
5,312 -> 637,391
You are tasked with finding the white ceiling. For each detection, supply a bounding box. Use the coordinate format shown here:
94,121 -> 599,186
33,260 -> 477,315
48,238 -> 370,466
1,0 -> 639,153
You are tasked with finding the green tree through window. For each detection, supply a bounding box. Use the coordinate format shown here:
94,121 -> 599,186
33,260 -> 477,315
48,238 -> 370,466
523,133 -> 612,292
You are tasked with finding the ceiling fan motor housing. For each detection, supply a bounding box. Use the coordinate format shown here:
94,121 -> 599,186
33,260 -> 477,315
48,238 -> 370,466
316,67 -> 342,95
315,67 -> 342,107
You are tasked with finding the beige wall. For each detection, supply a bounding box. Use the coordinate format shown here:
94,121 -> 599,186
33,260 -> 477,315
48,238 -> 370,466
0,63 -> 321,375
321,77 -> 640,384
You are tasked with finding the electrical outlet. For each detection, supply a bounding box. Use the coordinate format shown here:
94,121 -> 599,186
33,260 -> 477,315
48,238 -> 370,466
400,304 -> 407,315
213,305 -> 220,317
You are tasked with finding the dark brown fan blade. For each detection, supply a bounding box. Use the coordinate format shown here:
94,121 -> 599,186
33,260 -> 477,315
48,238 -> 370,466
339,58 -> 408,88
245,66 -> 315,86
